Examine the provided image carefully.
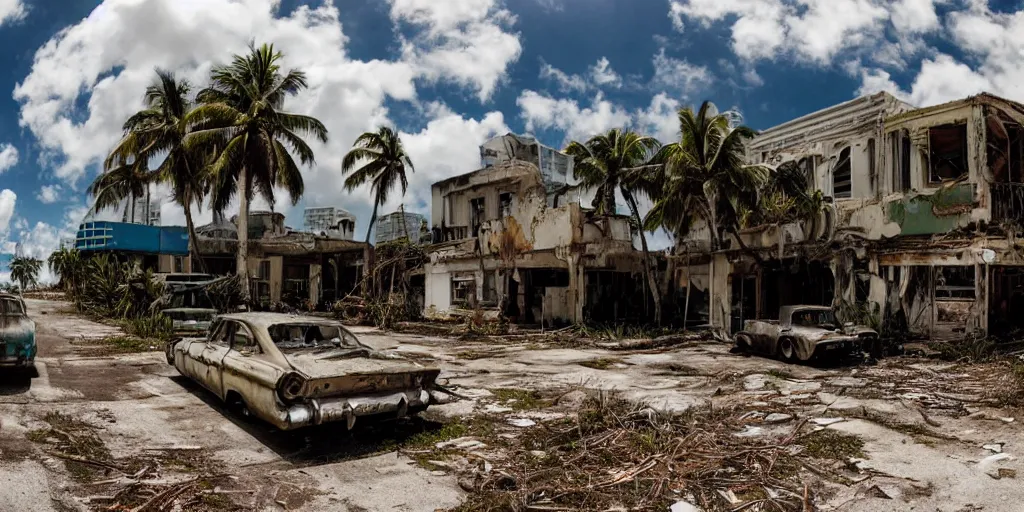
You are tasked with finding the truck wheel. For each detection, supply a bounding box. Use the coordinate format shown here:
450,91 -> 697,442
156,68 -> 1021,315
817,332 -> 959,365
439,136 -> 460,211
779,338 -> 797,362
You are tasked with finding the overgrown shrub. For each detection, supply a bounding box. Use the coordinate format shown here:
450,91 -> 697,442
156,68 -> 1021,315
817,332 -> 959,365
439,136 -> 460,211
123,313 -> 173,341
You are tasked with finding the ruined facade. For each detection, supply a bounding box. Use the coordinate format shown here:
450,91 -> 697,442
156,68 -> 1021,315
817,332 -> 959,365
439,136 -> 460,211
684,92 -> 1024,339
195,211 -> 370,308
422,135 -> 646,326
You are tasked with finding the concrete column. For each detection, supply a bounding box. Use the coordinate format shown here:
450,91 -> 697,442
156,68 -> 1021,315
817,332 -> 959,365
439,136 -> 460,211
309,262 -> 322,307
709,254 -> 731,332
566,255 -> 584,324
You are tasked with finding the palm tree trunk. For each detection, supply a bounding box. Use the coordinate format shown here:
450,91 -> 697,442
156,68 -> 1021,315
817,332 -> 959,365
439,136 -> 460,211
237,167 -> 251,304
683,247 -> 691,329
180,159 -> 206,273
145,185 -> 151,225
363,200 -> 380,298
365,200 -> 379,245
183,205 -> 207,273
625,192 -> 661,325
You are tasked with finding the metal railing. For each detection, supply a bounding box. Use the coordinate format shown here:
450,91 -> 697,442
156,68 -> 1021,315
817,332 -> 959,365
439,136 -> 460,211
991,182 -> 1024,222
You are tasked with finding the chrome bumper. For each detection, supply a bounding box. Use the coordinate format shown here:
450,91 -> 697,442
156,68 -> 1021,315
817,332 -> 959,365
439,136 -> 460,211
282,389 -> 433,430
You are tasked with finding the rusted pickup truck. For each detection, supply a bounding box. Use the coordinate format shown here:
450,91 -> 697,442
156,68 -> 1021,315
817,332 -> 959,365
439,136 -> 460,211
0,293 -> 37,371
166,313 -> 443,430
734,305 -> 877,362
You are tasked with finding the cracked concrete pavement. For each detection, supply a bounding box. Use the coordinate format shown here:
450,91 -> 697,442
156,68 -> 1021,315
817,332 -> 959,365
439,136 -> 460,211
2,298 -> 1024,511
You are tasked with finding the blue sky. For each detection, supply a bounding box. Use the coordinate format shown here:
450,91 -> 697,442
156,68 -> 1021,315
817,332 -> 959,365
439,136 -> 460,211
1,0 -> 1023,280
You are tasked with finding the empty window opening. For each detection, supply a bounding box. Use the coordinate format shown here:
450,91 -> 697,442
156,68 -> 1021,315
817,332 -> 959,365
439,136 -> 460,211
451,274 -> 475,307
892,130 -> 912,192
499,192 -> 513,218
470,197 -> 485,236
928,124 -> 968,183
483,271 -> 497,304
833,147 -> 852,199
935,266 -> 975,300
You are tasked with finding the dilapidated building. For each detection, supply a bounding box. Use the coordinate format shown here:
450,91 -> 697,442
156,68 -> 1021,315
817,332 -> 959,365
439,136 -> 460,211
684,91 -> 1024,339
422,135 -> 651,326
195,211 -> 370,308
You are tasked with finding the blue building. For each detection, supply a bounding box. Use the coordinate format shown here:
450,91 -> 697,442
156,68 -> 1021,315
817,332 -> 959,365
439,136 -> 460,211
74,221 -> 191,272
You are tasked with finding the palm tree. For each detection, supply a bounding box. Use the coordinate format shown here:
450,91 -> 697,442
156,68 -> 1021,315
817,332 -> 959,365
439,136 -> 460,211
341,126 -> 415,244
565,128 -> 662,324
87,160 -> 155,223
9,257 -> 42,292
188,42 -> 328,303
643,101 -> 769,327
107,69 -> 211,272
47,247 -> 82,293
645,101 -> 770,251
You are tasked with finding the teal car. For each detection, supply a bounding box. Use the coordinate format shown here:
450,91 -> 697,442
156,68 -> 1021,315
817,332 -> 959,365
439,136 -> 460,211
0,293 -> 36,370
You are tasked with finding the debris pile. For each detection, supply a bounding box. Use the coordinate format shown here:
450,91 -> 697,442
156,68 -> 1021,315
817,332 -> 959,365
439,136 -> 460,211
439,396 -> 828,512
26,412 -> 240,511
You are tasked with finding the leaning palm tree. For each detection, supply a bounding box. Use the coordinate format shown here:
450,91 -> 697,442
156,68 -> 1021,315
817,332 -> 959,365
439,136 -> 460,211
87,159 -> 155,222
9,257 -> 42,292
187,42 -> 328,303
341,126 -> 415,244
565,128 -> 662,324
646,101 -> 770,251
107,70 -> 211,272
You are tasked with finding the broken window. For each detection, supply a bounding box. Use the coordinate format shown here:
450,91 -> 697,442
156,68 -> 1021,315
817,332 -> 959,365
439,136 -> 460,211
451,274 -> 475,306
499,192 -> 513,218
257,261 -> 270,280
832,147 -> 852,199
2,298 -> 24,316
470,197 -> 485,236
935,266 -> 975,300
267,322 -> 362,351
174,256 -> 185,273
891,130 -> 912,192
928,123 -> 968,183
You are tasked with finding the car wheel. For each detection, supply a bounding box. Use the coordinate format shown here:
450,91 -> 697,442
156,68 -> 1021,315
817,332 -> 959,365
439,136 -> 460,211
732,334 -> 752,354
779,338 -> 797,362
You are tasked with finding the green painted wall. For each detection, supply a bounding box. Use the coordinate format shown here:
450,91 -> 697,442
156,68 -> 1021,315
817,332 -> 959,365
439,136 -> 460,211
886,183 -> 976,235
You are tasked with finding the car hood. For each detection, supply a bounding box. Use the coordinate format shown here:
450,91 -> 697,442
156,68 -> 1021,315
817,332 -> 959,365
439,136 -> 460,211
283,351 -> 436,379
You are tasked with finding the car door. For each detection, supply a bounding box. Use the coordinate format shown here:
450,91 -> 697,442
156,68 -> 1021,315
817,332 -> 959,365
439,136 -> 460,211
220,321 -> 282,415
189,320 -> 233,399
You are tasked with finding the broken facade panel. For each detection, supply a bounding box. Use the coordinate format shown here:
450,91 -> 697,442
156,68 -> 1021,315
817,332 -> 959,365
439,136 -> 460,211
423,143 -> 643,326
685,91 -> 1024,339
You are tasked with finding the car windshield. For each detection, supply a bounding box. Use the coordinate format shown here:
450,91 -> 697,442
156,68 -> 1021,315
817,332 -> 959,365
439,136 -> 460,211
267,322 -> 363,351
168,289 -> 214,309
792,309 -> 837,328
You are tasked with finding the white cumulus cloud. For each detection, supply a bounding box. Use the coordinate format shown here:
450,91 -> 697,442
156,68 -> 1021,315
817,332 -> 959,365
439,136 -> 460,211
0,189 -> 15,235
0,143 -> 18,174
36,184 -> 61,204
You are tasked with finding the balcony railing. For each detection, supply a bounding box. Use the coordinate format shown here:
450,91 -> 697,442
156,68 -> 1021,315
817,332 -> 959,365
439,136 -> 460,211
991,182 -> 1024,222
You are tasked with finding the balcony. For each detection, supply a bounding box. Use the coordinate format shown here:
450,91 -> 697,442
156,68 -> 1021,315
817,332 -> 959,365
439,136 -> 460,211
991,182 -> 1024,223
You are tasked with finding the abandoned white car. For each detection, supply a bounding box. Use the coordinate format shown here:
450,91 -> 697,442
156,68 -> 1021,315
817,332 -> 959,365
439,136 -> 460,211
166,313 -> 442,430
734,305 -> 878,362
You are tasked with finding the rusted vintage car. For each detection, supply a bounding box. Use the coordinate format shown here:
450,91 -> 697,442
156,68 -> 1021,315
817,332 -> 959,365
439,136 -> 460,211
166,313 -> 442,430
734,305 -> 877,362
0,293 -> 37,371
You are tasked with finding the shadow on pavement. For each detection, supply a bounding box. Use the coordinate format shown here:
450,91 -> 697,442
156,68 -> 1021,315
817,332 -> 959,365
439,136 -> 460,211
169,375 -> 445,467
0,365 -> 37,395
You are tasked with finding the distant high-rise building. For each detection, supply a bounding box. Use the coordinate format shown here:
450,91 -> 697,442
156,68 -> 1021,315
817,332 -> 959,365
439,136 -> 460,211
120,196 -> 161,226
376,211 -> 427,245
479,133 -> 573,192
303,207 -> 356,240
